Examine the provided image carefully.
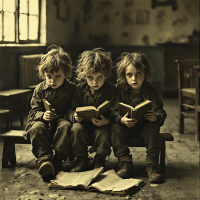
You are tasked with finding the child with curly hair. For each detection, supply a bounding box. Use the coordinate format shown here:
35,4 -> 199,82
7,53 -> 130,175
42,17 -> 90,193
25,45 -> 76,179
111,52 -> 166,183
68,48 -> 116,172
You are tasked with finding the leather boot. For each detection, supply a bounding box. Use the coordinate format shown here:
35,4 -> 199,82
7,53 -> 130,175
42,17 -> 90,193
70,156 -> 89,172
38,161 -> 55,179
146,163 -> 163,183
93,155 -> 106,169
117,154 -> 133,178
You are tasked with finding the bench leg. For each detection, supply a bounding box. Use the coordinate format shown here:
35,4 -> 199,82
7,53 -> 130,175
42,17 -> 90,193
160,141 -> 165,172
2,139 -> 16,168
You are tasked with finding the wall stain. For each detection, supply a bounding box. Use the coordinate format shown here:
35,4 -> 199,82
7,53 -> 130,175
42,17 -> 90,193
122,12 -> 134,26
122,32 -> 129,37
156,10 -> 166,30
102,15 -> 110,23
88,33 -> 111,45
172,15 -> 188,27
124,0 -> 134,8
142,35 -> 149,45
74,18 -> 80,33
83,0 -> 92,22
98,0 -> 112,11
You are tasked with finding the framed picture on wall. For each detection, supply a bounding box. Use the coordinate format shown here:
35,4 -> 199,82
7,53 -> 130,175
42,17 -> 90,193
151,0 -> 177,10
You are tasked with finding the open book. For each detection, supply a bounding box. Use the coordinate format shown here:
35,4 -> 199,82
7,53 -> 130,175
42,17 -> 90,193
118,99 -> 153,121
76,100 -> 110,123
48,167 -> 104,190
48,168 -> 145,196
42,99 -> 53,130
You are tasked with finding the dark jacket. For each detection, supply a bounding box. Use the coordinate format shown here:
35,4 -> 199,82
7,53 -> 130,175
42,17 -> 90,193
68,80 -> 116,124
112,82 -> 167,127
25,79 -> 76,131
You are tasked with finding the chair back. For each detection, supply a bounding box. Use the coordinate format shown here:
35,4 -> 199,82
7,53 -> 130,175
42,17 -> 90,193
176,59 -> 200,90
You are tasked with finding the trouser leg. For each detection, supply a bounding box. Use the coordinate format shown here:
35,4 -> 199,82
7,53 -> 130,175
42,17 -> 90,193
52,120 -> 71,160
28,121 -> 53,164
140,123 -> 161,165
70,123 -> 89,157
110,123 -> 131,159
93,125 -> 111,156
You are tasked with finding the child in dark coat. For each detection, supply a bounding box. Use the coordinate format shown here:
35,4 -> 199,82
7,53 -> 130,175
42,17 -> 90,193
111,52 -> 166,183
25,45 -> 76,179
68,48 -> 116,172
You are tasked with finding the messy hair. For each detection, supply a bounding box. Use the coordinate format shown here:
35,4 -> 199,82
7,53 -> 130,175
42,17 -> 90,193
75,48 -> 113,82
116,52 -> 153,84
37,45 -> 72,79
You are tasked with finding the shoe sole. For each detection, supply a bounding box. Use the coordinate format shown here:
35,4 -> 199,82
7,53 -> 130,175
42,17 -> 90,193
149,177 -> 164,183
38,162 -> 55,177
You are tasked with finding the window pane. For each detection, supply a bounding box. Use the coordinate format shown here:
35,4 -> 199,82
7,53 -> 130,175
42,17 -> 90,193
4,0 -> 15,12
0,0 -> 2,10
0,13 -> 2,41
29,15 -> 38,40
19,14 -> 28,40
4,12 -> 15,41
29,0 -> 38,15
20,0 -> 28,14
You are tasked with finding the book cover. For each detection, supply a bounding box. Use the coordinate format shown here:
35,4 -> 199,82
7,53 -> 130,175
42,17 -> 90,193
118,99 -> 153,121
42,99 -> 53,130
76,100 -> 110,123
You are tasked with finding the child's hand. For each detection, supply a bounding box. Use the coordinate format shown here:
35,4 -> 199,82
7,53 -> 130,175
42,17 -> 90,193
91,114 -> 109,127
144,110 -> 158,122
43,108 -> 56,121
74,112 -> 84,122
121,112 -> 138,128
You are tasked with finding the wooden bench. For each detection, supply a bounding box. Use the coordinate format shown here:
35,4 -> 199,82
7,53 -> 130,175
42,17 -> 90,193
0,130 -> 174,171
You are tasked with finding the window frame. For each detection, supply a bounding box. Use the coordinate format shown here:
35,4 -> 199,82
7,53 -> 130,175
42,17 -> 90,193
0,0 -> 41,44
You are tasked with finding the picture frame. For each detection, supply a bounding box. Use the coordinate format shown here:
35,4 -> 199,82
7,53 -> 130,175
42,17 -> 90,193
151,0 -> 177,11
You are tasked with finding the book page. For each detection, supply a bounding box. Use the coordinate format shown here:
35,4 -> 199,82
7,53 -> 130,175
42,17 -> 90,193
119,102 -> 134,110
76,106 -> 96,112
48,167 -> 104,189
88,170 -> 122,192
135,99 -> 152,110
97,100 -> 110,111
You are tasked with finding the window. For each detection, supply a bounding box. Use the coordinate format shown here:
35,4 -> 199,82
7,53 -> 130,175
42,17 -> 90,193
0,0 -> 40,44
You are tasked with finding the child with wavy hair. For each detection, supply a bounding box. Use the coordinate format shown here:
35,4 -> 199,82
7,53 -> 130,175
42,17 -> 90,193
68,48 -> 116,172
111,52 -> 166,183
25,45 -> 76,180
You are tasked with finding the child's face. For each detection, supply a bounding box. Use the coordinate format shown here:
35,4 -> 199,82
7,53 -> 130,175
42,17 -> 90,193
85,72 -> 107,90
125,64 -> 145,90
45,69 -> 67,89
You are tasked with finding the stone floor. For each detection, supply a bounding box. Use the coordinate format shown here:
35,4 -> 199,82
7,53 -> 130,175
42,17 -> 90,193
0,99 -> 199,200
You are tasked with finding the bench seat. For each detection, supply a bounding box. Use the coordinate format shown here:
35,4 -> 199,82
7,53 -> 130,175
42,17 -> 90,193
0,130 -> 174,171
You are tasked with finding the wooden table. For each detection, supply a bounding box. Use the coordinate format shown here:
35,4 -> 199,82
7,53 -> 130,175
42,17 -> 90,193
0,109 -> 12,131
193,64 -> 200,141
0,89 -> 31,126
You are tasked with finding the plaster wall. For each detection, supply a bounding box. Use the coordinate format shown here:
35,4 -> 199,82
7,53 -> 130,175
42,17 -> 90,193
46,0 -> 199,46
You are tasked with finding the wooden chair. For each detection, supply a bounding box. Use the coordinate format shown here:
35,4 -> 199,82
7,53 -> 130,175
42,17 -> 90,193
194,64 -> 200,141
176,59 -> 200,139
0,89 -> 31,126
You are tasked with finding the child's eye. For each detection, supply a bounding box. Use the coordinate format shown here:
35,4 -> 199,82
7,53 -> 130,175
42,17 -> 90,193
56,76 -> 61,79
137,72 -> 142,76
47,75 -> 51,79
97,76 -> 103,80
127,73 -> 132,77
88,76 -> 93,80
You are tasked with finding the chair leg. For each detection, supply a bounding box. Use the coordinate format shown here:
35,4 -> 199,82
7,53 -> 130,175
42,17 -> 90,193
160,141 -> 165,172
2,139 -> 16,168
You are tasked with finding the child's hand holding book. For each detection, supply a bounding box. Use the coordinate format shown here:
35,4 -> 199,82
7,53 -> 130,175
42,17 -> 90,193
43,108 -> 56,121
91,114 -> 109,127
74,112 -> 84,123
120,112 -> 138,128
144,110 -> 158,122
